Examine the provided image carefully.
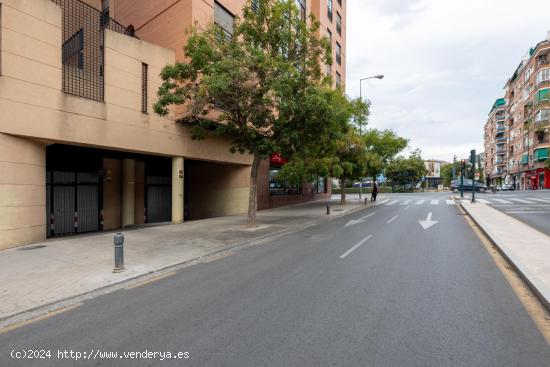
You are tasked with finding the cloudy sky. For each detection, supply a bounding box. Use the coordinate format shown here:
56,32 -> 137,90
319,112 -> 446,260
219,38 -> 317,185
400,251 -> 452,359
346,0 -> 550,162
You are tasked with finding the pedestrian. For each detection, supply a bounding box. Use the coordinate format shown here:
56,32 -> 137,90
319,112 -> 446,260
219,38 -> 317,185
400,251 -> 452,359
371,182 -> 378,202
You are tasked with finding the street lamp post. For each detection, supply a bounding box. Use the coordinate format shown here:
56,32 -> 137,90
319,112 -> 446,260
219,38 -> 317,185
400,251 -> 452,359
358,74 -> 384,200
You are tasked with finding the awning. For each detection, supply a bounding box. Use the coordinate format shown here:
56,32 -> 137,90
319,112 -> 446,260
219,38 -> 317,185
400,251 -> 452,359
534,148 -> 549,162
521,153 -> 529,164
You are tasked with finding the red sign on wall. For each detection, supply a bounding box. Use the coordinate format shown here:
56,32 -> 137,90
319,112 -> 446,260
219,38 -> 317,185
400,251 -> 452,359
270,153 -> 288,166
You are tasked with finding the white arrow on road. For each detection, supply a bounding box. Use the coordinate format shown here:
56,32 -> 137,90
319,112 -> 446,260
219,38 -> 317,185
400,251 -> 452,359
418,212 -> 438,230
344,212 -> 375,227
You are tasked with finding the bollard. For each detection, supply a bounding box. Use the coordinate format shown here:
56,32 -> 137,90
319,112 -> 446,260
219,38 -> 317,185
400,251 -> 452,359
113,232 -> 125,273
326,205 -> 330,215
365,198 -> 368,205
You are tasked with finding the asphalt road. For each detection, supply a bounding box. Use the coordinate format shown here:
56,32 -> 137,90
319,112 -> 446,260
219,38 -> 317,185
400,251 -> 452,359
1,192 -> 549,366
458,190 -> 550,236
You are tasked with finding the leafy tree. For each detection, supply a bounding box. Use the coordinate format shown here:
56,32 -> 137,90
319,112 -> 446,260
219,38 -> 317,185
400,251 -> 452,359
362,129 -> 408,182
545,158 -> 550,170
385,150 -> 427,188
154,0 -> 332,226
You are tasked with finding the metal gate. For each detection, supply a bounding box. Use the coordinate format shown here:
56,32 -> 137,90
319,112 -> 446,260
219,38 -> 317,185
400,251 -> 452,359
46,171 -> 101,236
145,176 -> 171,223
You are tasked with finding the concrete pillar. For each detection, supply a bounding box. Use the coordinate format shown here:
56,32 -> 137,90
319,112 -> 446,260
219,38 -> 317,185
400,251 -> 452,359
172,157 -> 184,224
122,159 -> 135,227
0,134 -> 46,249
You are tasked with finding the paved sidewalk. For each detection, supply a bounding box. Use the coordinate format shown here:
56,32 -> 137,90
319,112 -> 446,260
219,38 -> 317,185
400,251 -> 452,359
0,197 -> 370,322
459,199 -> 550,311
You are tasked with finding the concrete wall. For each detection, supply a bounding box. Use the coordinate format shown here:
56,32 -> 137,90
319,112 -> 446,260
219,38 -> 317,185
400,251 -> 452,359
186,161 -> 249,220
0,134 -> 46,250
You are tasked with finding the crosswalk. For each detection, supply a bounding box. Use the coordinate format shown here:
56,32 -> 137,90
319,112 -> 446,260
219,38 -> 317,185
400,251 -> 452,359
379,196 -> 550,207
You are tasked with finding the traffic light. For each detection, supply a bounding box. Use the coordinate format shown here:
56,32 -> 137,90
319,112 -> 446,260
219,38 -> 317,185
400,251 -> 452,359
470,149 -> 476,165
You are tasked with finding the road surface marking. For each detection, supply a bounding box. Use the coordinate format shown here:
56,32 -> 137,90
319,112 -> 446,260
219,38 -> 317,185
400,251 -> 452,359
476,199 -> 490,204
430,200 -> 439,205
527,198 -> 550,203
418,212 -> 438,230
401,200 -> 411,205
509,198 -> 535,204
415,200 -> 425,205
404,206 -> 410,210
445,200 -> 455,205
125,271 -> 177,290
493,199 -> 512,204
387,215 -> 398,224
340,235 -> 373,259
386,200 -> 398,206
506,211 -> 550,214
0,303 -> 82,334
360,212 -> 375,220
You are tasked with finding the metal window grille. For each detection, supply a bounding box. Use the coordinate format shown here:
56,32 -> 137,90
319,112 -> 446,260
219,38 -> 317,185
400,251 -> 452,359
142,63 -> 148,113
51,0 -> 137,101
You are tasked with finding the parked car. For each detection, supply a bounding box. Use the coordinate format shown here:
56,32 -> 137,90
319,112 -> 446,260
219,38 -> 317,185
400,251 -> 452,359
501,183 -> 515,191
451,179 -> 487,193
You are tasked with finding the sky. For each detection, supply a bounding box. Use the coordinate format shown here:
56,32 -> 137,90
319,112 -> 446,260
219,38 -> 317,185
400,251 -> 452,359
345,0 -> 550,162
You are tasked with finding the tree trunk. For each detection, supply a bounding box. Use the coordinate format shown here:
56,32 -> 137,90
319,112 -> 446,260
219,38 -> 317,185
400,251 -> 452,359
340,177 -> 346,205
247,154 -> 262,227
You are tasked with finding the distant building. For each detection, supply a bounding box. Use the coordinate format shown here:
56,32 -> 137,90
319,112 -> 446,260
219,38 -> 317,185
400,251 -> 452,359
484,31 -> 550,190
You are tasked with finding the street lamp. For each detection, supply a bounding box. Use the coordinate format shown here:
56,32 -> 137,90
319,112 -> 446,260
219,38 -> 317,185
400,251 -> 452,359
358,74 -> 384,199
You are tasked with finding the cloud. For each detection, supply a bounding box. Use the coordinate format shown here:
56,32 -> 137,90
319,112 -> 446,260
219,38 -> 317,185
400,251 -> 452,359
346,0 -> 550,162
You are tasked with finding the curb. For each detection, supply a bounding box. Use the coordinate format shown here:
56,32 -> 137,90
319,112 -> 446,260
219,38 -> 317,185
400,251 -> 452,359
458,200 -> 550,313
0,203 -> 372,328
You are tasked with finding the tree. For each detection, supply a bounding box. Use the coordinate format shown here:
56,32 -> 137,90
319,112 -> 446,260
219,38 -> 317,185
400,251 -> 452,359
545,158 -> 550,170
362,129 -> 408,182
385,150 -> 427,189
154,0 -> 332,226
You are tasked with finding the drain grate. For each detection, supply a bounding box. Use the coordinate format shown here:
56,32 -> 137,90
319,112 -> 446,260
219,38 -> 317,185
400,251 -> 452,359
17,245 -> 47,251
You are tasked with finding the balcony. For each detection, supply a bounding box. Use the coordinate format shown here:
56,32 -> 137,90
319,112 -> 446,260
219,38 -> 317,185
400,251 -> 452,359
495,136 -> 507,144
495,113 -> 506,121
496,125 -> 506,132
534,88 -> 550,107
51,0 -> 137,101
495,159 -> 506,166
521,153 -> 529,165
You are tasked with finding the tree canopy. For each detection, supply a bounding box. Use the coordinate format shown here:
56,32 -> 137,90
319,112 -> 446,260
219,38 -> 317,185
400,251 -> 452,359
385,150 -> 427,188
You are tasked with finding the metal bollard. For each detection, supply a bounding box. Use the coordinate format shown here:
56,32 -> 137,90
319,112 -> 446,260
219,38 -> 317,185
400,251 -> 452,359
113,232 -> 125,273
365,198 -> 368,205
326,205 -> 330,215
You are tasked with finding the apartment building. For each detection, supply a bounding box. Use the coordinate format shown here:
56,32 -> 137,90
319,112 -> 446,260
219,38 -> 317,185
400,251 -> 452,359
0,0 -> 346,249
484,98 -> 507,187
484,32 -> 550,190
111,0 -> 346,210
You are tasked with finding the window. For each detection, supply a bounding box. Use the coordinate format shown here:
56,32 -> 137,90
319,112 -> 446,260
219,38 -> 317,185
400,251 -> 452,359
327,0 -> 333,21
141,63 -> 148,113
100,0 -> 110,27
336,12 -> 342,35
336,71 -> 341,89
269,167 -> 300,195
214,1 -> 234,41
337,0 -> 342,5
335,42 -> 341,65
62,29 -> 84,69
316,177 -> 326,193
536,68 -> 550,85
295,0 -> 306,21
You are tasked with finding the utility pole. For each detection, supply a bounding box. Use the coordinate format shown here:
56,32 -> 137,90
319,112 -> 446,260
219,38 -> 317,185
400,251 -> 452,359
452,155 -> 457,181
470,149 -> 476,203
358,74 -> 384,200
460,159 -> 465,198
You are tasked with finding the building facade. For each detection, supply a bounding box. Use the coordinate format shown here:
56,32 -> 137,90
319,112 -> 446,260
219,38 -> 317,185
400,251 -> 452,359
484,98 -> 507,187
424,159 -> 448,189
484,32 -> 550,190
0,0 -> 346,250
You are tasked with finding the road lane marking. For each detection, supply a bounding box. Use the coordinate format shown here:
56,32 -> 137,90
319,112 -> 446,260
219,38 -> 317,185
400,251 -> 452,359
0,303 -> 82,334
505,211 -> 550,214
415,200 -> 425,205
527,198 -> 550,203
339,235 -> 373,259
430,200 -> 439,205
125,271 -> 177,290
445,200 -> 455,205
404,206 -> 410,210
387,215 -> 398,224
360,212 -> 375,220
493,199 -> 512,204
386,200 -> 398,206
509,198 -> 535,204
400,200 -> 411,205
476,199 -> 490,204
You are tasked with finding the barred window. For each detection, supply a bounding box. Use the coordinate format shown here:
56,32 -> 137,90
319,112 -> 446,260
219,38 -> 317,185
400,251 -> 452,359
215,1 -> 234,40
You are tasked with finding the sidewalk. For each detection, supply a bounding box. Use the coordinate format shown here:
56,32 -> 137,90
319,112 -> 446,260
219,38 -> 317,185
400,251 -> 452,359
0,197 -> 370,323
459,198 -> 550,311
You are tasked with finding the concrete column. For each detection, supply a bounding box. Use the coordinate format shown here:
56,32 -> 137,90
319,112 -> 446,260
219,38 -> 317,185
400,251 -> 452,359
122,159 -> 135,227
0,134 -> 46,249
172,157 -> 184,224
